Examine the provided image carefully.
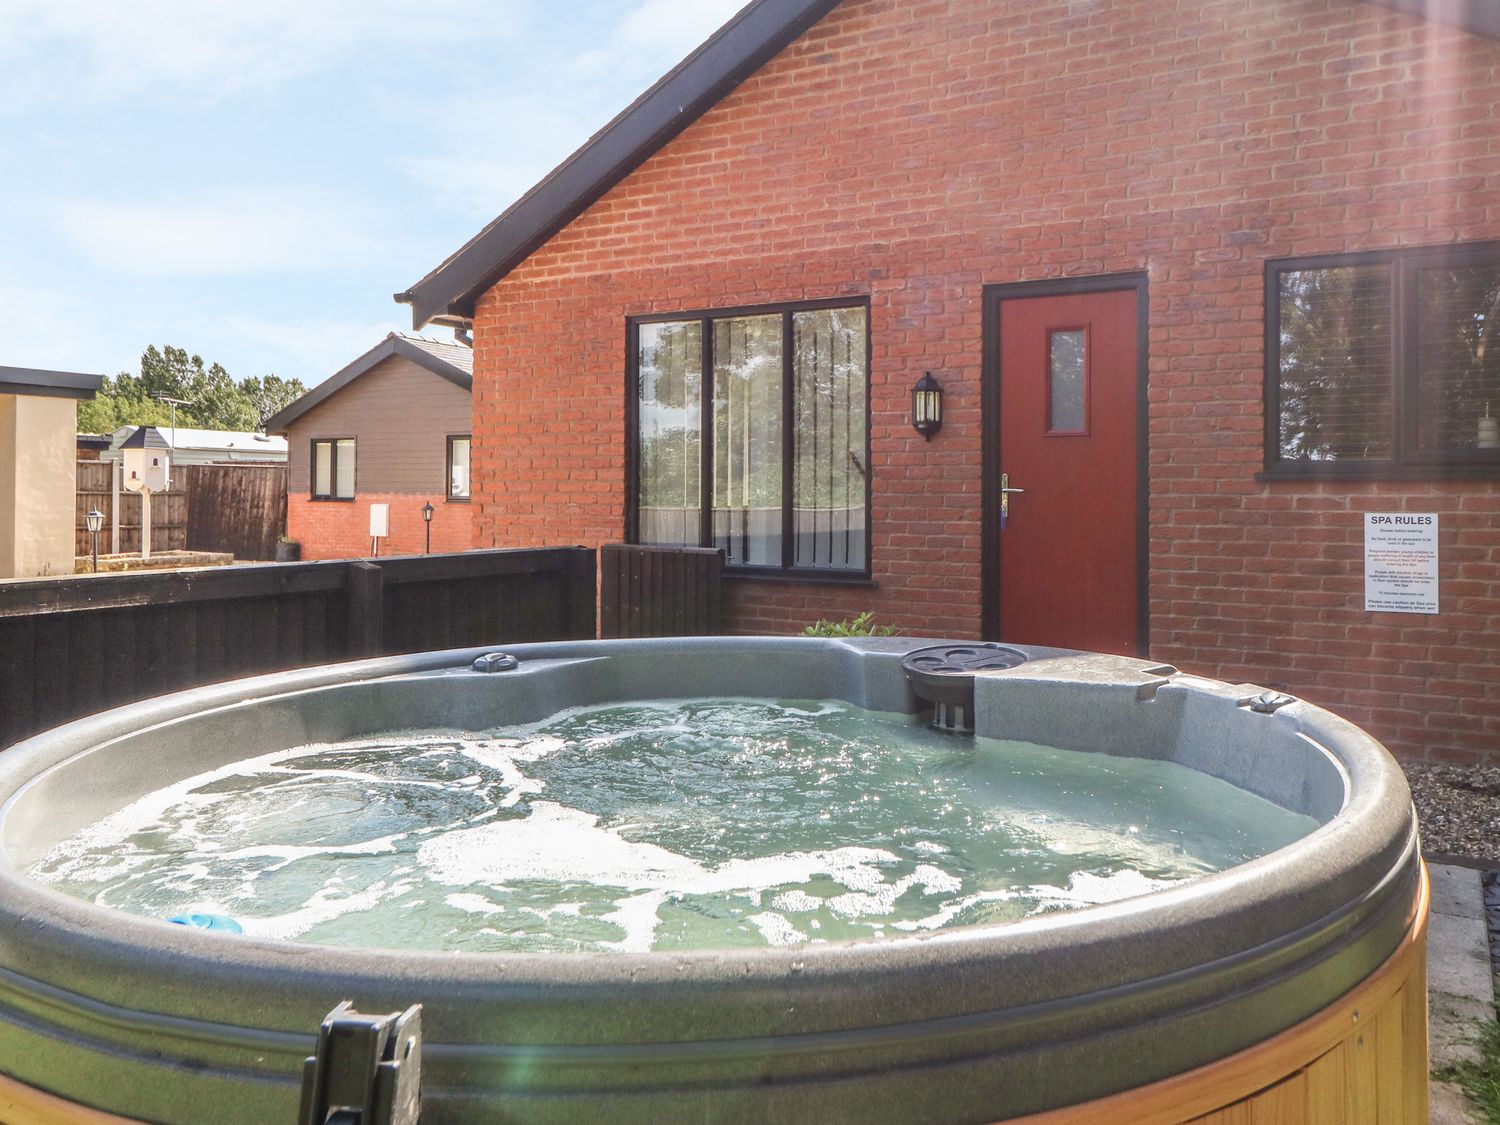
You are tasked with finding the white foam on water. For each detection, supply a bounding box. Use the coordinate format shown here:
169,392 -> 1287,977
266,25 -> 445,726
890,868 -> 1183,933
824,864 -> 962,919
417,801 -> 900,900
747,911 -> 807,946
597,891 -> 671,952
233,877 -> 412,941
445,892 -> 505,916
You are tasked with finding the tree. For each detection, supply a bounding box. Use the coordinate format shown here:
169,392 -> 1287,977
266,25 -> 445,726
75,345 -> 307,435
240,374 -> 308,429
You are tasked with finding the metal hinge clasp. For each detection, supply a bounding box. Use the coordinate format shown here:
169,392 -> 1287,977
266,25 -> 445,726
299,1001 -> 423,1125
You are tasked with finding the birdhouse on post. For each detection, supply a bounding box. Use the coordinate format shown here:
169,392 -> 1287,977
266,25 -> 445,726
120,426 -> 171,558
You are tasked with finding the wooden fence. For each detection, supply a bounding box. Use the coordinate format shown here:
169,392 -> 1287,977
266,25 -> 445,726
185,463 -> 288,561
75,461 -> 288,560
600,543 -> 724,638
75,461 -> 187,556
0,547 -> 596,750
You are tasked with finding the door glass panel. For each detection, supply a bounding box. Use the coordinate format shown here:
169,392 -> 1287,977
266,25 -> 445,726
1049,329 -> 1086,433
712,315 -> 782,566
637,321 -> 703,546
792,307 -> 867,570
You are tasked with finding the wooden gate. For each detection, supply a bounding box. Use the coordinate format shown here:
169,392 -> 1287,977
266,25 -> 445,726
600,544 -> 724,638
185,463 -> 288,561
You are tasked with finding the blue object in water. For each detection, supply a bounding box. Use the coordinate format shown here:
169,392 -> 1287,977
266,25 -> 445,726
167,913 -> 243,934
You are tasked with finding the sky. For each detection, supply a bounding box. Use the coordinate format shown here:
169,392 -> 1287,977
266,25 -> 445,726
0,0 -> 747,390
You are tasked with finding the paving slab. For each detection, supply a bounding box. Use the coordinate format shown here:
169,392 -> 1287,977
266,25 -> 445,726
1427,863 -> 1496,1125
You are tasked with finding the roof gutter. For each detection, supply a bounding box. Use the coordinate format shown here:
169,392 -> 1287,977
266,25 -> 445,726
396,0 -> 842,330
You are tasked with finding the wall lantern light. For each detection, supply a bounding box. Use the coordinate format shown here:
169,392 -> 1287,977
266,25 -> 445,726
912,372 -> 943,440
85,508 -> 105,573
422,501 -> 435,555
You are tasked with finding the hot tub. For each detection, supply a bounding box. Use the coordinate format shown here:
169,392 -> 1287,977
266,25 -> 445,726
0,637 -> 1425,1123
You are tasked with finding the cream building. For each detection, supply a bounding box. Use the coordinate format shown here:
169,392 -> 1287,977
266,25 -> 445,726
0,366 -> 103,579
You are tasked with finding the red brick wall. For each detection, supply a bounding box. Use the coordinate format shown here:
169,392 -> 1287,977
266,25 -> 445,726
467,0 -> 1500,764
288,493 -> 471,560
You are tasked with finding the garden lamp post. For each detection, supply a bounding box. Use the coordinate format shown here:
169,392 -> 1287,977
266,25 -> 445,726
422,501 -> 435,554
85,508 -> 104,573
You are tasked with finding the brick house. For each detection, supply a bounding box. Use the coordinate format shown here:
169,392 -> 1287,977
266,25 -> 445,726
266,333 -> 473,559
398,0 -> 1500,766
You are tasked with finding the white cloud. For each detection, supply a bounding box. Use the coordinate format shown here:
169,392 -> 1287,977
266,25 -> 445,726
209,313 -> 413,384
395,0 -> 750,218
57,190 -> 382,277
0,276 -> 115,374
612,0 -> 749,59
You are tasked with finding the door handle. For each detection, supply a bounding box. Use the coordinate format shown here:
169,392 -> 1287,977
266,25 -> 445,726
1000,473 -> 1024,526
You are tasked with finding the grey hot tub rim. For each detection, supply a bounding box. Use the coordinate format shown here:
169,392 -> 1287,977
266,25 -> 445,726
0,636 -> 1420,1124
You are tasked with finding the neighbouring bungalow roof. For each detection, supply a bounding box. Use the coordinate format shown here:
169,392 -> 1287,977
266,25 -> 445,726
396,0 -> 841,329
398,0 -> 1499,332
0,364 -> 103,401
106,427 -> 289,456
263,333 -> 473,434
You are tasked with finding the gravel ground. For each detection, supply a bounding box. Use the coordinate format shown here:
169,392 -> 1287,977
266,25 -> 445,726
1403,762 -> 1500,866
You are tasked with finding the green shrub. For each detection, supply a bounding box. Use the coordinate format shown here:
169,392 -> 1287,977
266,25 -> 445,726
802,611 -> 897,638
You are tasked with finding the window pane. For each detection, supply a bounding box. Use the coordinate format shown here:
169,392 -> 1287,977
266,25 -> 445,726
335,439 -> 356,498
449,437 -> 471,498
712,315 -> 783,566
638,321 -> 702,546
313,442 -> 332,496
1049,329 -> 1086,432
1277,264 -> 1393,461
1415,262 -> 1500,452
792,307 -> 867,571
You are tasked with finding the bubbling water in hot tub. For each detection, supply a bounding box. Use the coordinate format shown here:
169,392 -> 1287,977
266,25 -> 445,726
34,697 -> 1317,953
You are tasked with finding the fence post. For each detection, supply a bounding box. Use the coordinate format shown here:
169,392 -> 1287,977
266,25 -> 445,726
566,547 -> 598,640
346,561 -> 385,656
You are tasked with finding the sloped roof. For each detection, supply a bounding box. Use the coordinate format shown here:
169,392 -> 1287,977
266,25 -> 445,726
264,333 -> 473,434
396,0 -> 841,329
398,0 -> 1499,331
120,426 -> 171,451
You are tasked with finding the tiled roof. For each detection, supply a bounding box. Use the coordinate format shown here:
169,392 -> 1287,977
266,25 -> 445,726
262,332 -> 473,433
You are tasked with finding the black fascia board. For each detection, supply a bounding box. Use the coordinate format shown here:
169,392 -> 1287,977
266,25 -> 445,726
1359,0 -> 1500,39
397,0 -> 842,329
0,365 -> 103,401
263,336 -> 472,435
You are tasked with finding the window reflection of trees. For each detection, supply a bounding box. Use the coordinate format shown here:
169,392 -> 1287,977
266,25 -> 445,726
636,306 -> 867,571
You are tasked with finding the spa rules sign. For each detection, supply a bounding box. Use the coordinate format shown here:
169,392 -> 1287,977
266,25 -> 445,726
1364,513 -> 1438,614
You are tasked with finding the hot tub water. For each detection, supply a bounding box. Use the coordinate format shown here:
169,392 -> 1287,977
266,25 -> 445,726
35,698 -> 1316,954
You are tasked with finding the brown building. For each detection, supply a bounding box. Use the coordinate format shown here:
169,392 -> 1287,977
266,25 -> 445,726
266,333 -> 473,559
399,0 -> 1500,767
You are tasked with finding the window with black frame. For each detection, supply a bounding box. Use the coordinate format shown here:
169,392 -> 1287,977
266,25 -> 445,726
311,438 -> 355,499
631,302 -> 869,575
1266,243 -> 1500,477
447,435 -> 471,500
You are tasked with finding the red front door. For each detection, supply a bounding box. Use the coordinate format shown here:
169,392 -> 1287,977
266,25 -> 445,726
995,287 -> 1141,655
